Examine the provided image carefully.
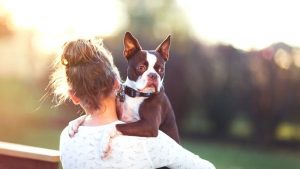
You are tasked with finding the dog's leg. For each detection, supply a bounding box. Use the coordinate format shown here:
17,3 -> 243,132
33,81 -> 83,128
100,127 -> 122,159
68,115 -> 87,137
116,120 -> 159,137
159,110 -> 180,143
156,94 -> 180,143
116,106 -> 161,137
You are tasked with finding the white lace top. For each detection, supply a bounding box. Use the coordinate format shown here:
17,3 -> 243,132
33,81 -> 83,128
60,121 -> 215,169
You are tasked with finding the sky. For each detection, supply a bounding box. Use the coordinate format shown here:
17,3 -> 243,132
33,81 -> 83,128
0,0 -> 127,54
177,0 -> 300,50
0,0 -> 299,52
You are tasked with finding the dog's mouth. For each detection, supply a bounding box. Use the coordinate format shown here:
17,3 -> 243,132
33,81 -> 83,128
139,81 -> 159,93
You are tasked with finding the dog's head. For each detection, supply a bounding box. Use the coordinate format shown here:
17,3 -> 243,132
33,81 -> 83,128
123,32 -> 171,93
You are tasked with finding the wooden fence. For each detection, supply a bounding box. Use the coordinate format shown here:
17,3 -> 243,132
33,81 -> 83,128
0,141 -> 60,169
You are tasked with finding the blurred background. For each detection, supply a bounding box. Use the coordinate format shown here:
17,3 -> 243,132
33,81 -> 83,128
0,0 -> 300,168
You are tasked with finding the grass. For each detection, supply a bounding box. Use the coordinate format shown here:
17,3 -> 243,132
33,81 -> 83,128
182,139 -> 300,169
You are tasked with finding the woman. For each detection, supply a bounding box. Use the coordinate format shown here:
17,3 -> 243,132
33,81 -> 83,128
51,38 -> 215,169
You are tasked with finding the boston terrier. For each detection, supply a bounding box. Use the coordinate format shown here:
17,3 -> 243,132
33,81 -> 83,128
115,32 -> 180,143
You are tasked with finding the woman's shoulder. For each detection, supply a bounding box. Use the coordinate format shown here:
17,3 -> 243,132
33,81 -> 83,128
59,121 -> 174,151
60,126 -> 70,142
60,120 -> 123,144
112,130 -> 177,154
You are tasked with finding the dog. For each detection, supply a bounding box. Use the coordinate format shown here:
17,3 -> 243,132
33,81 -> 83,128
115,32 -> 180,143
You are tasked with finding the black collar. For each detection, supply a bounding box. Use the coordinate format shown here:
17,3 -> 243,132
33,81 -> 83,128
124,85 -> 154,98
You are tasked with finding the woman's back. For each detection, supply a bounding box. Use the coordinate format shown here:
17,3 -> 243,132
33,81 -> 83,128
60,121 -> 215,169
60,121 -> 148,168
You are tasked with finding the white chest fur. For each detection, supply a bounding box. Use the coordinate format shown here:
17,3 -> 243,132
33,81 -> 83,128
121,95 -> 146,122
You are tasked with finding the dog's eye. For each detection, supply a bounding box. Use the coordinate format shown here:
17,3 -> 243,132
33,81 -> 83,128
137,65 -> 147,72
157,66 -> 164,73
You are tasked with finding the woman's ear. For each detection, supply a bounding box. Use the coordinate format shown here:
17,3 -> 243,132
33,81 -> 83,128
68,90 -> 81,105
113,78 -> 121,90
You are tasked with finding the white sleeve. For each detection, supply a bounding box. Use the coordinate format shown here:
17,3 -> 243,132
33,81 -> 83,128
59,127 -> 72,169
144,131 -> 216,169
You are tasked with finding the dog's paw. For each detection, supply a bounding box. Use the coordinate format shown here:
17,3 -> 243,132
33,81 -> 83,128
101,137 -> 113,160
68,115 -> 87,138
100,127 -> 122,159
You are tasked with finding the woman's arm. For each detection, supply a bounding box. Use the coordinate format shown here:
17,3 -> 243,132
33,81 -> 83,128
144,131 -> 216,169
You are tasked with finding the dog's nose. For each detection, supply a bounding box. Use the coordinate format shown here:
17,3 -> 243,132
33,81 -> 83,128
148,73 -> 158,80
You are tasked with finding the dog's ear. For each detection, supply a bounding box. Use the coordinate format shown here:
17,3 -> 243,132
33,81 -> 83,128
123,32 -> 142,60
156,35 -> 171,61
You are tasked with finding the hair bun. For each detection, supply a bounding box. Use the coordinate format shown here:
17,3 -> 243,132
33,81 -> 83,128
60,39 -> 102,67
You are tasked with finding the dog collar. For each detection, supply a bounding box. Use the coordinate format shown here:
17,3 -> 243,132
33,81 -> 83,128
124,85 -> 154,98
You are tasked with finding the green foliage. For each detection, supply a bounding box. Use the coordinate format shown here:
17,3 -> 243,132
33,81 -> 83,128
182,110 -> 213,134
122,0 -> 189,39
229,115 -> 253,139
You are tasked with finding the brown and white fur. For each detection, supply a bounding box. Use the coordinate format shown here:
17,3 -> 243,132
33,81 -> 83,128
115,32 -> 180,143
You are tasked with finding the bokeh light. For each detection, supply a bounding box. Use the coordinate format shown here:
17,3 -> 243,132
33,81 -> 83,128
0,0 -> 127,54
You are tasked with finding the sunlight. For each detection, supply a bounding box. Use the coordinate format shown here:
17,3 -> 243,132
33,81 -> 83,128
177,0 -> 300,50
274,49 -> 292,69
0,0 -> 127,54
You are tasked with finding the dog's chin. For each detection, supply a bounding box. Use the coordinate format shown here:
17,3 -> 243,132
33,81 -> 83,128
141,87 -> 156,93
139,84 -> 158,93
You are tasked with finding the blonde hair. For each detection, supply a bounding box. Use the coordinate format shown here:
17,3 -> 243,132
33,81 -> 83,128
50,38 -> 120,111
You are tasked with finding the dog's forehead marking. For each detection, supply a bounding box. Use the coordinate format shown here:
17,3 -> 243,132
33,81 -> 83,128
146,51 -> 157,68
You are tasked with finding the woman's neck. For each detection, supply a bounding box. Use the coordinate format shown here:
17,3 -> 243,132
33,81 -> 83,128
82,96 -> 118,126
